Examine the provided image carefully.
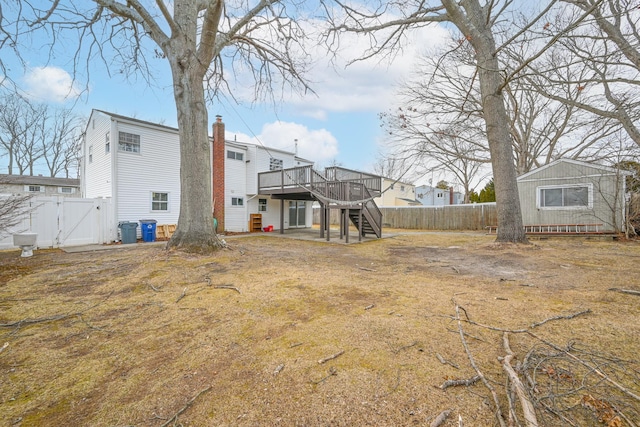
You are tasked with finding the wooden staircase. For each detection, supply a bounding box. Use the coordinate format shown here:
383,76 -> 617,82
258,166 -> 383,240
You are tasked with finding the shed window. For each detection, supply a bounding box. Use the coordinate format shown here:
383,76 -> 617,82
119,132 -> 141,153
151,192 -> 169,211
232,197 -> 244,206
538,184 -> 592,209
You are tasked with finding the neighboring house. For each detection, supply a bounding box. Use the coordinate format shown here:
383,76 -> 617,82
81,110 -> 314,239
416,185 -> 464,206
517,159 -> 632,233
0,174 -> 80,197
374,178 -> 421,206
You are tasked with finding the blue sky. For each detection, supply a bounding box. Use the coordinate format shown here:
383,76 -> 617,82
1,5 -> 450,184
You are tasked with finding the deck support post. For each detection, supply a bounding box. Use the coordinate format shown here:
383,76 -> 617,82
279,199 -> 284,234
319,202 -> 325,239
325,204 -> 330,242
359,205 -> 363,242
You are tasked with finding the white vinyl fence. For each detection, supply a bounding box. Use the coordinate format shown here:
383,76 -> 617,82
0,196 -> 114,250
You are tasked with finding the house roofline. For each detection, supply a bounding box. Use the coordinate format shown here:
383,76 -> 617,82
0,174 -> 80,186
517,158 -> 633,181
90,110 -> 311,162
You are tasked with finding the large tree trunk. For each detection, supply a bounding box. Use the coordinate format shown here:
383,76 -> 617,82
477,55 -> 527,243
444,0 -> 528,243
163,6 -> 224,252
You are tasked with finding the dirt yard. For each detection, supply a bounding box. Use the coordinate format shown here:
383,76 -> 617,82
1,230 -> 639,427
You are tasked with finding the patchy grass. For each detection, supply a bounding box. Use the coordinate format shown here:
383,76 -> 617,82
1,232 -> 639,426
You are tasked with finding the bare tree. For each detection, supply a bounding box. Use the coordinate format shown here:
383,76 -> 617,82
521,0 -> 640,148
42,108 -> 83,178
1,1 -> 314,252
0,177 -> 33,238
382,29 -> 621,200
372,155 -> 412,182
331,0 -> 560,242
0,93 -> 83,177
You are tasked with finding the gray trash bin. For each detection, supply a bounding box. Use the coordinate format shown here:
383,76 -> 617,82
118,222 -> 138,244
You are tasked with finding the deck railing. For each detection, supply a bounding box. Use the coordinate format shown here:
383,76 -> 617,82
258,165 -> 382,200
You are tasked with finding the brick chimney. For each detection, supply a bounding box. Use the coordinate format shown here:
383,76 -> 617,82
449,186 -> 454,205
212,115 -> 225,232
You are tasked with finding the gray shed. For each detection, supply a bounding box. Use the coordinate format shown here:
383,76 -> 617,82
517,159 -> 632,233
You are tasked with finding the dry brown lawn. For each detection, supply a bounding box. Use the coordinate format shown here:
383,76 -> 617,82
1,230 -> 639,427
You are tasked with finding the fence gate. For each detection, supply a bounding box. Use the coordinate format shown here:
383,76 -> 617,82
0,196 -> 114,249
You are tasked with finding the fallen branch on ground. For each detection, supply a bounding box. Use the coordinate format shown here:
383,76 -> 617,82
159,385 -> 212,427
608,287 -> 640,296
530,309 -> 591,329
393,341 -> 417,353
176,287 -> 187,303
436,353 -> 459,369
0,291 -> 113,328
214,285 -> 241,294
312,366 -> 337,384
439,375 -> 480,390
356,265 -> 377,272
0,342 -> 8,354
318,350 -> 345,364
430,409 -> 451,427
500,332 -> 539,427
453,301 -> 507,427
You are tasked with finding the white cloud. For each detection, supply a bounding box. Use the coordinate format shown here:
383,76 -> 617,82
23,66 -> 82,103
227,121 -> 339,163
226,15 -> 450,120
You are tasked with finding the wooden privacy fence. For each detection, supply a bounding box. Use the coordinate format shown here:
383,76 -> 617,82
313,203 -> 497,231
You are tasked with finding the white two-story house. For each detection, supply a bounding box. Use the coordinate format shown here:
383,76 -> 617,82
81,110 -> 314,239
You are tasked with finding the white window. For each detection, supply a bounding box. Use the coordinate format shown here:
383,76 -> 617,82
538,184 -> 592,209
105,132 -> 110,153
58,187 -> 75,194
258,198 -> 267,212
232,197 -> 244,206
151,192 -> 169,211
89,145 -> 93,163
269,158 -> 283,171
25,185 -> 44,193
119,132 -> 141,153
227,150 -> 244,161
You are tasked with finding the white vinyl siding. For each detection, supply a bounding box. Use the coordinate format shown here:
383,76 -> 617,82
82,112 -> 113,199
115,121 -> 180,224
225,144 -> 248,232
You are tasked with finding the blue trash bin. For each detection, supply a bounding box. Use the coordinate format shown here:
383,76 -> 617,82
118,222 -> 138,244
139,219 -> 157,242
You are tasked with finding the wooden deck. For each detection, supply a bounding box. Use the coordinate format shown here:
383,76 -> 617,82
258,166 -> 383,240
